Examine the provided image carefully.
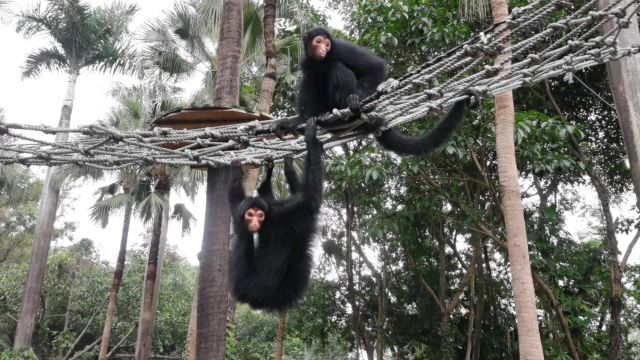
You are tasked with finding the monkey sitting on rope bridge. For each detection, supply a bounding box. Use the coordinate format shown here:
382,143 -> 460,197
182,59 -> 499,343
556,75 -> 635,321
272,28 -> 481,156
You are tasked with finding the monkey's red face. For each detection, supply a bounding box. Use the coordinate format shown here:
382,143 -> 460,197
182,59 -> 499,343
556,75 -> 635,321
308,35 -> 331,60
244,206 -> 265,233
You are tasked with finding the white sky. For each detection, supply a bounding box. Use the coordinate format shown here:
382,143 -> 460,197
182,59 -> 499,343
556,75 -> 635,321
0,0 -> 637,268
0,0 -> 343,266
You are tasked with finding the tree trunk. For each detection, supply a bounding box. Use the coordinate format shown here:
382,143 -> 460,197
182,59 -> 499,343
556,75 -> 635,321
344,193 -> 374,360
14,69 -> 79,350
185,270 -> 198,360
257,0 -> 277,114
197,166 -> 232,360
135,182 -> 170,360
472,241 -> 484,360
194,1 -> 243,356
489,0 -> 544,358
375,268 -> 387,360
569,137 -> 622,360
274,312 -> 287,360
596,0 -> 640,212
437,226 -> 453,360
213,0 -> 243,106
99,198 -> 134,360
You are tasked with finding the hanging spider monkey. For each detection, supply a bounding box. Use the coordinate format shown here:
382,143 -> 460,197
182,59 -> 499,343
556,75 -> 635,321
272,27 -> 480,156
229,118 -> 323,312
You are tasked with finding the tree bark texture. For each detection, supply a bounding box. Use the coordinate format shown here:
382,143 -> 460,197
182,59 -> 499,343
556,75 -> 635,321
490,0 -> 544,358
213,0 -> 243,106
257,0 -> 277,114
196,167 -> 233,360
99,199 -> 134,360
274,312 -> 287,360
135,186 -> 170,360
596,0 -> 640,212
186,271 -> 198,360
472,241 -> 484,360
14,69 -> 79,350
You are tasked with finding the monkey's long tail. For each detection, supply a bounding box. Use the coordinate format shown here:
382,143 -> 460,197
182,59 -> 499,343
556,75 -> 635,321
375,100 -> 468,156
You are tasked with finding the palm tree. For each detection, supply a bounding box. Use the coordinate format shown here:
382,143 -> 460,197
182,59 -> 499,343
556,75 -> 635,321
489,0 -> 544,358
91,83 -> 165,360
13,0 -> 137,350
141,0 -> 267,109
85,83 -> 200,360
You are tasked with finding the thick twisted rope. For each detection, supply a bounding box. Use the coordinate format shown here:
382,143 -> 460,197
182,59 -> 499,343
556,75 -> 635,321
1,0 -> 638,169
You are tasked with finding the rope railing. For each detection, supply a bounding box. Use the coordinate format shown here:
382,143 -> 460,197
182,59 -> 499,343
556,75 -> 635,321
1,0 -> 638,169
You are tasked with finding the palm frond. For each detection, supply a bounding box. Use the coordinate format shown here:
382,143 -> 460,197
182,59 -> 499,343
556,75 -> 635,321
171,203 -> 196,235
136,191 -> 169,224
242,0 -> 264,64
94,182 -> 121,201
0,164 -> 29,200
90,192 -> 131,228
21,47 -> 68,79
51,164 -> 104,188
15,3 -> 53,37
195,0 -> 223,34
85,42 -> 138,74
170,166 -> 205,200
96,1 -> 138,37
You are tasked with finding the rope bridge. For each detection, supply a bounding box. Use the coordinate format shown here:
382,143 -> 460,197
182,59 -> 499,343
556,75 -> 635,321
1,0 -> 639,170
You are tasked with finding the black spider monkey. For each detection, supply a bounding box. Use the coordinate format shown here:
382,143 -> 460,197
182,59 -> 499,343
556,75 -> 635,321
272,27 -> 480,156
229,118 -> 323,312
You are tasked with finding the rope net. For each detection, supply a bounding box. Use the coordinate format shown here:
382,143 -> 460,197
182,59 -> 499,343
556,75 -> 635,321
1,0 -> 639,169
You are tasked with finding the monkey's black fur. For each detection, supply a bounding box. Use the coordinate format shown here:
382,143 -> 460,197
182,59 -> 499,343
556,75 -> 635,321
229,119 -> 323,312
273,28 -> 480,157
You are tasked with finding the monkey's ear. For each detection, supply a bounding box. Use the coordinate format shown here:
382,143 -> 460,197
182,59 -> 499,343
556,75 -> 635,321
303,34 -> 310,44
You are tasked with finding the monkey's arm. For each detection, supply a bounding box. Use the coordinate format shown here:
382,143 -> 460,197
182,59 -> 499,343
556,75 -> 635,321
228,165 -> 247,211
335,40 -> 387,101
283,156 -> 301,194
256,160 -> 275,199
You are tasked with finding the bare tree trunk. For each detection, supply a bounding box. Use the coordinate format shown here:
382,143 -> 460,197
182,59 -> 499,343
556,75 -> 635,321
490,0 -> 544,357
375,269 -> 387,360
596,0 -> 640,212
465,301 -> 475,360
437,225 -> 453,360
345,192 -> 374,360
569,137 -> 622,360
99,198 -> 134,360
135,181 -> 170,360
14,69 -> 79,350
257,0 -> 277,114
213,0 -> 243,106
197,166 -> 233,360
472,241 -> 484,360
185,271 -> 198,360
274,312 -> 287,360
195,1 -> 243,357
